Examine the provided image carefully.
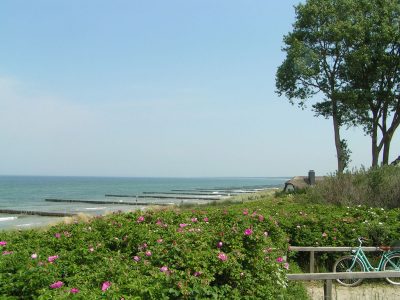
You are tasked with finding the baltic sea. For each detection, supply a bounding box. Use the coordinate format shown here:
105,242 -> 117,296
0,176 -> 288,230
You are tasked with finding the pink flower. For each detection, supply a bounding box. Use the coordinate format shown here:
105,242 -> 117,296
194,271 -> 202,277
50,281 -> 64,289
48,255 -> 59,263
70,288 -> 79,294
284,263 -> 290,270
322,232 -> 328,238
157,239 -> 163,243
0,241 -> 7,246
218,252 -> 228,261
156,219 -> 163,226
2,251 -> 13,255
263,231 -> 269,237
244,228 -> 253,236
203,217 -> 209,222
179,223 -> 188,228
145,250 -> 152,257
54,233 -> 61,239
160,266 -> 169,272
191,217 -> 198,223
31,253 -> 38,259
243,210 -> 248,215
89,247 -> 94,252
133,256 -> 140,262
137,216 -> 145,223
101,281 -> 111,292
216,241 -> 223,248
258,215 -> 265,222
276,257 -> 284,263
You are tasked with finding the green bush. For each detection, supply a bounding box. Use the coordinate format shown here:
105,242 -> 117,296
0,204 -> 305,299
305,165 -> 400,208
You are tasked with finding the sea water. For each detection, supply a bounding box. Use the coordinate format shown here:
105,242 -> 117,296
0,176 -> 288,230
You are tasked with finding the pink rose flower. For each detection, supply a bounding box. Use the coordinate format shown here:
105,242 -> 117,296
191,217 -> 198,222
276,257 -> 284,263
54,233 -> 61,239
243,210 -> 248,215
145,250 -> 152,257
322,232 -> 328,237
2,251 -> 13,255
101,281 -> 111,291
157,239 -> 163,243
137,216 -> 145,223
179,223 -> 188,228
48,255 -> 59,262
0,241 -> 7,246
244,228 -> 253,236
31,253 -> 38,259
218,252 -> 228,261
284,263 -> 290,270
203,217 -> 209,222
133,256 -> 140,262
50,281 -> 64,289
160,266 -> 169,272
216,241 -> 223,248
70,288 -> 79,294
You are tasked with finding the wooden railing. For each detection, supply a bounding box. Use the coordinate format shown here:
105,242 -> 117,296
289,246 -> 382,273
287,271 -> 400,300
287,246 -> 399,299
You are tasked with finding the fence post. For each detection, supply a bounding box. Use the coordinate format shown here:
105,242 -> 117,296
310,251 -> 315,273
323,280 -> 332,300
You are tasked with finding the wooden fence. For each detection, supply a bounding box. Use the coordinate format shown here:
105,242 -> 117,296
287,246 -> 399,299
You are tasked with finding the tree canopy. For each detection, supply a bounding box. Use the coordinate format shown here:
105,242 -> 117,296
276,0 -> 400,171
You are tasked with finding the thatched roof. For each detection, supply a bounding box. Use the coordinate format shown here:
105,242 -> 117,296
284,176 -> 325,191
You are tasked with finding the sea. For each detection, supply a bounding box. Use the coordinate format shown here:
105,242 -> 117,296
0,176 -> 288,230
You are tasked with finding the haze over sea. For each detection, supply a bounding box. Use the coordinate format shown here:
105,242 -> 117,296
0,176 -> 288,230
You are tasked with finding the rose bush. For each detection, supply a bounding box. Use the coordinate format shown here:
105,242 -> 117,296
0,202 -> 306,299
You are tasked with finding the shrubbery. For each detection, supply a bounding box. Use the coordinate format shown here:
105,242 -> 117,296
0,204 -> 306,299
303,165 -> 400,208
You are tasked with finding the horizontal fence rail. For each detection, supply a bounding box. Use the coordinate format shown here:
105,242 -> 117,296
287,271 -> 400,281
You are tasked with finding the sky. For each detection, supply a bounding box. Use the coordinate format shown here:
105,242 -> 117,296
0,0 -> 399,177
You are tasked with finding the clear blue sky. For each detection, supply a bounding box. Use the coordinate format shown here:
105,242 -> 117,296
0,0 -> 398,177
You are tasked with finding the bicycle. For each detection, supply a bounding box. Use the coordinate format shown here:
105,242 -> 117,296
333,237 -> 400,286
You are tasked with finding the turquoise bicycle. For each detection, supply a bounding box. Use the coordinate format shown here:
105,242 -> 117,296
333,237 -> 400,286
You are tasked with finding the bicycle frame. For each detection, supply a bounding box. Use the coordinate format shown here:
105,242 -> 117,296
349,239 -> 400,272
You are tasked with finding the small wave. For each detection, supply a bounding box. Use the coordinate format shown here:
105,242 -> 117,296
16,223 -> 34,227
0,217 -> 18,222
85,207 -> 107,210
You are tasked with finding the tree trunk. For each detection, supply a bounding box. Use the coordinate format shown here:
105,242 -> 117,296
371,112 -> 379,168
382,136 -> 391,165
332,99 -> 344,173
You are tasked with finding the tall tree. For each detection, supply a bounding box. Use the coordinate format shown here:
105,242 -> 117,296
276,0 -> 357,173
276,0 -> 400,171
343,0 -> 400,166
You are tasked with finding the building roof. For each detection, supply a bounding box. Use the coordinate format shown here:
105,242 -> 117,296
284,176 -> 325,191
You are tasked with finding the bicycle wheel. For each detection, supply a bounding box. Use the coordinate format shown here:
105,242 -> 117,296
333,255 -> 364,286
383,254 -> 400,285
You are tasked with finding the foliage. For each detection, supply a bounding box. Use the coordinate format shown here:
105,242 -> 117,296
276,0 -> 359,173
0,203 -> 303,299
276,0 -> 400,169
256,193 -> 400,272
305,165 -> 400,208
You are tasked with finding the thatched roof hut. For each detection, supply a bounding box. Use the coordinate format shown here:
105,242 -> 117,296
284,171 -> 325,192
